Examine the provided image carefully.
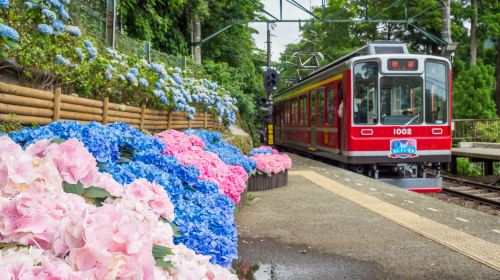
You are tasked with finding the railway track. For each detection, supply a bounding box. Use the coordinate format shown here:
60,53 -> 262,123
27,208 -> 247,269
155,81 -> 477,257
441,174 -> 500,209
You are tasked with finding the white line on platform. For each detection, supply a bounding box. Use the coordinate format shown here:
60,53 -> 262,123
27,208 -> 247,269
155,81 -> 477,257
426,207 -> 439,212
369,188 -> 377,191
492,229 -> 500,234
355,183 -> 363,186
455,217 -> 469,223
385,193 -> 395,197
344,178 -> 351,182
405,200 -> 415,204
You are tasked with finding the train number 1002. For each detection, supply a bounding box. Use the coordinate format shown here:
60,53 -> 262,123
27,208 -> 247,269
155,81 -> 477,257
393,128 -> 412,135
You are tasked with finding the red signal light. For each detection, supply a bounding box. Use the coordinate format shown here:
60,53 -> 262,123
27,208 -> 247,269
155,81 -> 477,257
390,60 -> 399,69
407,60 -> 415,69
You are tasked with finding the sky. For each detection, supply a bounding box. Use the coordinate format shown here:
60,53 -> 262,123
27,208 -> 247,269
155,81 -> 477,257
250,0 -> 323,61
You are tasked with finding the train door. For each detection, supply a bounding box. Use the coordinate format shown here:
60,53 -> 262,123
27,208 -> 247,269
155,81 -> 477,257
310,91 -> 317,147
337,82 -> 344,153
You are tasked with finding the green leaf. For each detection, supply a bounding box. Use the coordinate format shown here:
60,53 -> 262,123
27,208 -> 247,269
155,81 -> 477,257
0,243 -> 26,249
155,259 -> 174,269
82,187 -> 112,198
152,244 -> 174,259
50,138 -> 65,144
118,157 -> 132,163
159,217 -> 182,238
62,181 -> 84,195
97,163 -> 110,171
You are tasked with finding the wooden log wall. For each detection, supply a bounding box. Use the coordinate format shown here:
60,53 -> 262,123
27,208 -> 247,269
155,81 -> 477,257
0,82 -> 220,131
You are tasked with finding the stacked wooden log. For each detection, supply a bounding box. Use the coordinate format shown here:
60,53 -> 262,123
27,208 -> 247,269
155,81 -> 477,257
0,82 -> 221,130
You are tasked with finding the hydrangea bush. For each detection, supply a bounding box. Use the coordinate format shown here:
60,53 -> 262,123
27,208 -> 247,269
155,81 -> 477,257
185,129 -> 257,174
1,0 -> 238,125
9,122 -> 241,267
155,130 -> 250,203
0,136 -> 237,279
249,146 -> 293,174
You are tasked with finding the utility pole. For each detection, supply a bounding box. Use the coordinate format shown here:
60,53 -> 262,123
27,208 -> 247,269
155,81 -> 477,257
266,23 -> 271,69
440,0 -> 452,58
105,0 -> 116,47
193,15 -> 202,64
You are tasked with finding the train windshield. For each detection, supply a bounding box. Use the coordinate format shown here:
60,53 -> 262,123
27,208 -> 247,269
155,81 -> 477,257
380,77 -> 423,125
353,59 -> 448,125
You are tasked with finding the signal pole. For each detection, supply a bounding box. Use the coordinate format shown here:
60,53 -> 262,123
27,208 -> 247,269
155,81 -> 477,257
264,22 -> 278,145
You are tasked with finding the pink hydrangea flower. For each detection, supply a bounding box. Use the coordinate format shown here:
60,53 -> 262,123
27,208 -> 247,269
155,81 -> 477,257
40,138 -> 99,186
250,153 -> 292,174
123,179 -> 175,221
93,173 -> 123,197
155,130 -> 248,203
67,204 -> 155,280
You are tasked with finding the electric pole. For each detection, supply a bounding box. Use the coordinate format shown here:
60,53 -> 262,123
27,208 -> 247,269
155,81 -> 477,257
441,0 -> 452,59
193,15 -> 202,64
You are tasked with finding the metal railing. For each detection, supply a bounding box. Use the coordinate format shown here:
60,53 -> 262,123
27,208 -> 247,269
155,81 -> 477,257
453,119 -> 500,144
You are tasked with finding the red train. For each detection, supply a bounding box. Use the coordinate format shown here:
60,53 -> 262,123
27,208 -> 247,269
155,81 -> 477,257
273,42 -> 452,192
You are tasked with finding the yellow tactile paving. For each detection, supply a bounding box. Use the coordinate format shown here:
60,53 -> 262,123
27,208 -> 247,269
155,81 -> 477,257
290,170 -> 500,271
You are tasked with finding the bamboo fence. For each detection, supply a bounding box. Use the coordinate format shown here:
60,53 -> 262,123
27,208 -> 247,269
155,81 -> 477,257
0,82 -> 223,131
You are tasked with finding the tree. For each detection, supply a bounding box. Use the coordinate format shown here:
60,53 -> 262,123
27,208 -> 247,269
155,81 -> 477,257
453,62 -> 497,119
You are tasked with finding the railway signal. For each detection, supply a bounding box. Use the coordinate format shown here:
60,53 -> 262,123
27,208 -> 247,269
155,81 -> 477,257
263,69 -> 279,93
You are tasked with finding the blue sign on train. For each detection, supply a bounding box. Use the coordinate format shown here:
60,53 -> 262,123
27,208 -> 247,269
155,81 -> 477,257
389,139 -> 417,159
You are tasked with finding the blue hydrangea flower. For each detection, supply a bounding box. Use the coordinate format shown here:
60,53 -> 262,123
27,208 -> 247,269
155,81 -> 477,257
172,73 -> 183,85
38,24 -> 54,35
55,54 -> 70,66
41,9 -> 57,21
75,47 -> 85,59
0,0 -> 9,9
48,0 -> 62,9
0,23 -> 19,42
153,89 -> 165,97
24,1 -> 37,9
104,68 -> 113,81
125,72 -> 138,86
139,78 -> 148,87
58,8 -> 70,20
65,25 -> 81,37
52,19 -> 65,31
129,67 -> 139,77
160,96 -> 169,104
83,40 -> 93,48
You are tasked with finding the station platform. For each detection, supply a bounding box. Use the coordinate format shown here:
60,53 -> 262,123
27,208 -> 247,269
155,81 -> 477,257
451,142 -> 500,175
236,154 -> 500,279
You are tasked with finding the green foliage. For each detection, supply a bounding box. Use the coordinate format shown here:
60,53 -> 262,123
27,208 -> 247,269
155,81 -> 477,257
456,158 -> 482,176
0,114 -> 23,133
453,61 -> 497,119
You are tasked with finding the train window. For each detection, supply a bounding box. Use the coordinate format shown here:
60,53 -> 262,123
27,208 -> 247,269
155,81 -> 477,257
300,95 -> 307,125
318,89 -> 325,125
284,101 -> 290,126
327,88 -> 335,124
292,98 -> 298,125
425,61 -> 448,124
353,61 -> 379,125
310,91 -> 316,125
380,77 -> 423,125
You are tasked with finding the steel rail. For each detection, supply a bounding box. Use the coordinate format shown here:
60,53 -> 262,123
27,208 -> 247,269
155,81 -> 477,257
441,187 -> 500,209
441,175 -> 500,209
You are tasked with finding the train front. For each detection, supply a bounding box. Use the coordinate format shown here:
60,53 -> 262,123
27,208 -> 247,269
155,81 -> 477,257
345,54 -> 452,192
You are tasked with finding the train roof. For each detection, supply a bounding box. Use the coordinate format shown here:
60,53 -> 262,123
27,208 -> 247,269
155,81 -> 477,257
274,41 -> 410,99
